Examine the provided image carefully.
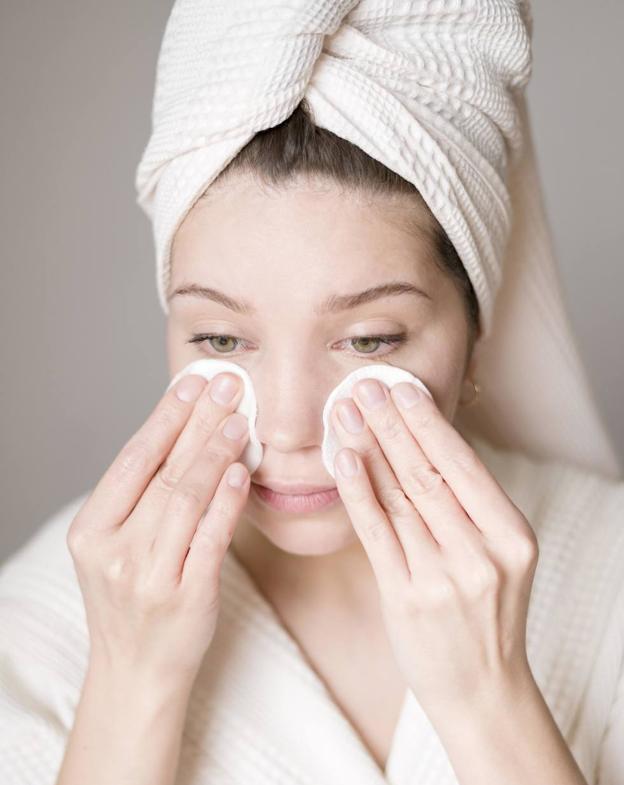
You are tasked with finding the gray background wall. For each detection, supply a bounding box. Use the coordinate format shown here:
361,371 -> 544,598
1,1 -> 622,563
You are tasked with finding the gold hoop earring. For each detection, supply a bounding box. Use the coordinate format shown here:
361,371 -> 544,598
461,378 -> 480,408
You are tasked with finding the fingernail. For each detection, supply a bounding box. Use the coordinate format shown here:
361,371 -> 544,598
223,412 -> 248,440
356,379 -> 386,409
210,374 -> 239,405
337,400 -> 365,433
175,375 -> 207,402
392,382 -> 423,408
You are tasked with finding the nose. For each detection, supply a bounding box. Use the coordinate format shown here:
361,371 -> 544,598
252,363 -> 329,454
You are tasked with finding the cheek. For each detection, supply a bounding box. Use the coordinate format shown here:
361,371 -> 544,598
166,321 -> 195,378
406,332 -> 467,420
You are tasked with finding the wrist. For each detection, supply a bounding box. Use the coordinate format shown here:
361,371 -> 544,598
58,654 -> 195,785
422,663 -> 539,730
85,655 -> 197,708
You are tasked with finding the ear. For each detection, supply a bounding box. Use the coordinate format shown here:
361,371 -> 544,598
463,331 -> 482,380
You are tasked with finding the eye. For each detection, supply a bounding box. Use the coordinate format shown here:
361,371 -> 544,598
186,332 -> 408,357
345,334 -> 407,356
187,334 -> 246,354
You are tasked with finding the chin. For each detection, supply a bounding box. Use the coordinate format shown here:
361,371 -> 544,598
242,500 -> 359,557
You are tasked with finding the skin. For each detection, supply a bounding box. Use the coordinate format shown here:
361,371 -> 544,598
57,171 -> 588,785
165,174 -> 590,785
167,172 -> 479,616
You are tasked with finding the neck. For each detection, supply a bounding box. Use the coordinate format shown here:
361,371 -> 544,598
229,513 -> 379,616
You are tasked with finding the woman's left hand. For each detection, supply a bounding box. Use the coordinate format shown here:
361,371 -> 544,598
330,378 -> 540,714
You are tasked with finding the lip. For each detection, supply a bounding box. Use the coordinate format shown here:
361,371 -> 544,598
251,482 -> 340,513
253,480 -> 337,494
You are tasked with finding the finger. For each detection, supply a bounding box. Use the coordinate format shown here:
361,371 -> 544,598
150,411 -> 250,581
130,372 -> 245,533
350,380 -> 483,554
330,399 -> 439,560
389,382 -> 522,537
73,374 -> 210,534
334,446 -> 411,587
181,462 -> 249,597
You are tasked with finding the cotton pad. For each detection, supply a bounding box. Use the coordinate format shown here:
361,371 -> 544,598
165,360 -> 431,482
165,358 -> 263,474
321,364 -> 433,479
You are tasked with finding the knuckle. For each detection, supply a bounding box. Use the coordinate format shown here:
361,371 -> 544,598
199,444 -> 230,467
358,440 -> 381,463
207,495 -> 236,522
364,517 -> 392,545
379,485 -> 412,518
405,462 -> 443,496
412,409 -> 436,433
448,444 -> 481,475
157,458 -> 185,493
134,573 -> 171,609
66,524 -> 89,557
192,524 -> 229,556
102,549 -> 135,584
510,532 -> 539,568
466,560 -> 501,597
423,576 -> 456,609
378,413 -> 403,442
193,406 -> 219,438
114,440 -> 151,481
171,481 -> 206,511
151,401 -> 180,431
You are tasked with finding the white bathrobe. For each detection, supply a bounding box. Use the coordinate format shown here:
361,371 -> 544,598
0,434 -> 623,785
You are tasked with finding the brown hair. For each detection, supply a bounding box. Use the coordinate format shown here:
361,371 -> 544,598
201,98 -> 480,352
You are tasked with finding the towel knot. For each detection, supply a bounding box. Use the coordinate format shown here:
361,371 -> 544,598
135,0 -> 533,336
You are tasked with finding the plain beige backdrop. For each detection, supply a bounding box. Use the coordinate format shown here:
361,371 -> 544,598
1,1 -> 622,563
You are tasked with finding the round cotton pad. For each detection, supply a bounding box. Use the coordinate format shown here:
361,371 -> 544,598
321,364 -> 433,479
165,359 -> 263,474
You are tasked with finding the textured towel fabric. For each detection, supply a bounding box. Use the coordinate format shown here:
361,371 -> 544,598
321,364 -> 432,479
134,0 -> 622,479
4,3 -> 624,784
1,439 -> 623,784
135,0 -> 532,334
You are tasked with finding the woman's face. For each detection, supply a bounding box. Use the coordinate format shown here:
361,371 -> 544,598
166,174 -> 475,557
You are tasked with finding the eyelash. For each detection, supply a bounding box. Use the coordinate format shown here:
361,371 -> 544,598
186,332 -> 408,358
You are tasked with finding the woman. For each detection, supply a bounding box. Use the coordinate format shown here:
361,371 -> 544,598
1,2 -> 623,784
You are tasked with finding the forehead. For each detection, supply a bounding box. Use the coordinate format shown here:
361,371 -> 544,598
170,174 -> 441,295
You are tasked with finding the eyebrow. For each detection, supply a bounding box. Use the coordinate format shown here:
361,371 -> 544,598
168,280 -> 432,315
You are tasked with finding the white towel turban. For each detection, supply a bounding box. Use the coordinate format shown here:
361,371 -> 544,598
135,0 -> 622,479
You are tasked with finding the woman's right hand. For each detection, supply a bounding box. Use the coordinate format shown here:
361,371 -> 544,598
66,371 -> 251,685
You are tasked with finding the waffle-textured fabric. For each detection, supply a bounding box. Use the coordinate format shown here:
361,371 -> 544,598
1,436 -> 623,784
134,0 -> 622,479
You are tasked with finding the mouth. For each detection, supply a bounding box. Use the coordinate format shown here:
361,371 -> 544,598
254,479 -> 337,494
251,482 -> 340,514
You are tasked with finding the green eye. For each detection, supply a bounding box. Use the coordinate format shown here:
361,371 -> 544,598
350,336 -> 384,353
347,334 -> 407,356
205,335 -> 238,353
187,332 -> 408,357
